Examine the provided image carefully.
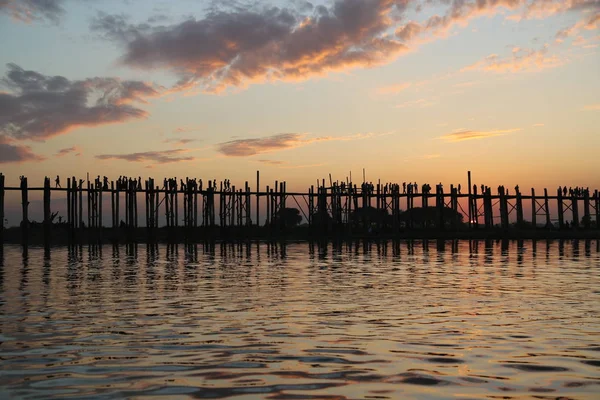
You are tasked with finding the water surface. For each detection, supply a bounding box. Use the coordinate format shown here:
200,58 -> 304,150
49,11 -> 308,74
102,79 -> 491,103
1,240 -> 599,399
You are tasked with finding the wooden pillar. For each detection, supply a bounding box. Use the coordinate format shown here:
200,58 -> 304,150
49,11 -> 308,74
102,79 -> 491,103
531,188 -> 536,229
471,186 -> 478,228
116,183 -> 120,229
516,188 -> 523,227
282,182 -> 287,229
43,177 -> 51,239
98,183 -> 103,230
78,178 -> 83,230
451,187 -> 458,229
437,186 -> 444,229
467,171 -> 472,229
219,181 -> 224,227
87,180 -> 91,228
67,178 -> 72,228
595,190 -> 600,230
155,184 -> 160,228
256,171 -> 260,227
500,188 -> 509,229
111,182 -> 115,228
0,173 -> 4,237
165,185 -> 170,227
544,188 -> 551,228
484,188 -> 493,229
308,185 -> 313,227
21,176 -> 29,233
145,180 -> 149,229
572,193 -> 579,228
557,188 -> 564,229
245,183 -> 250,227
583,191 -> 590,229
134,184 -> 138,228
194,181 -> 199,228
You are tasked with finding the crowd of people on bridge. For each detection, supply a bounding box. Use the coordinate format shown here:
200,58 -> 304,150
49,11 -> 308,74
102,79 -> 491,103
558,186 -> 591,197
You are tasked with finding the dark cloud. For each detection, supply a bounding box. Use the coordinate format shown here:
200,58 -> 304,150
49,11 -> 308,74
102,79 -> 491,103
90,12 -> 155,43
0,63 -> 159,141
257,159 -> 285,165
0,0 -> 65,23
0,135 -> 44,163
55,145 -> 81,156
163,138 -> 196,145
218,132 -> 373,156
94,0 -> 409,92
95,149 -> 194,164
219,133 -> 305,156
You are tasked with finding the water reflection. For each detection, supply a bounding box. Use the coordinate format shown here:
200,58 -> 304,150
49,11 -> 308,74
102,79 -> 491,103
0,240 -> 599,399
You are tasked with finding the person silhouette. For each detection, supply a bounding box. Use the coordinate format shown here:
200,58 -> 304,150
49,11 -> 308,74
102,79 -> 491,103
55,175 -> 61,188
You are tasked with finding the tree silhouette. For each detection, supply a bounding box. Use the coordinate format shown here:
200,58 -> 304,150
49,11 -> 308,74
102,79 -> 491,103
274,207 -> 303,227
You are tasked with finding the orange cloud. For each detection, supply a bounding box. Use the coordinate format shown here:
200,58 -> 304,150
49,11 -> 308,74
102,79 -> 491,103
462,45 -> 564,73
583,104 -> 600,111
395,98 -> 436,108
442,128 -> 521,142
375,83 -> 411,95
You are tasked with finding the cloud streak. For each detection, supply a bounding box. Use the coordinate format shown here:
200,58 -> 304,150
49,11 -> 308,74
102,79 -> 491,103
583,103 -> 600,110
163,138 -> 196,145
0,0 -> 65,23
95,149 -> 195,164
462,45 -> 564,73
375,82 -> 411,95
55,145 -> 81,157
441,128 -> 521,142
0,63 -> 160,141
218,132 -> 376,156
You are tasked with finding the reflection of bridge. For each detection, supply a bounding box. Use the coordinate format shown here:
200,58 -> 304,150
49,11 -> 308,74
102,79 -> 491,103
0,171 -> 599,243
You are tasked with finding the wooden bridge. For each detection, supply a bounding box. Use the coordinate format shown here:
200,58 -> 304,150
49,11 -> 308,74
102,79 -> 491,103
0,171 -> 598,242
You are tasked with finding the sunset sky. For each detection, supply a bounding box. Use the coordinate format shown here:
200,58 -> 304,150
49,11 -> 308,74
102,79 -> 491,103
1,0 -> 599,197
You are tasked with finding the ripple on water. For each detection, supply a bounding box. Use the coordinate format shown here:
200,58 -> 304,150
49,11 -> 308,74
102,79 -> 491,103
0,241 -> 599,400
426,357 -> 465,364
581,360 -> 600,367
502,363 -> 570,372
